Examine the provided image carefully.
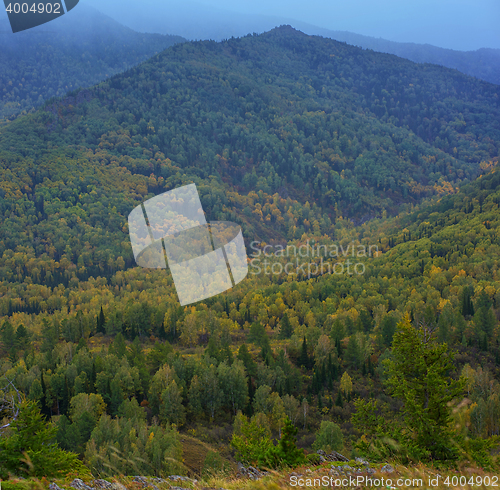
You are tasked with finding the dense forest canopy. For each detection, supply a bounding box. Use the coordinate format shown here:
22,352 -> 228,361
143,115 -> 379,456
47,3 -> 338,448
1,26 -> 500,477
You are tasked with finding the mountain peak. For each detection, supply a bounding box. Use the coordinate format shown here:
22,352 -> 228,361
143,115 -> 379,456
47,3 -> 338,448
267,24 -> 307,36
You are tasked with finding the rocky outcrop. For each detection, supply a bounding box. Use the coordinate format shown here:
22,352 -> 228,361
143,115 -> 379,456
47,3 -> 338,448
57,456 -> 391,490
70,479 -> 94,490
91,480 -> 114,490
236,462 -> 267,480
316,449 -> 349,462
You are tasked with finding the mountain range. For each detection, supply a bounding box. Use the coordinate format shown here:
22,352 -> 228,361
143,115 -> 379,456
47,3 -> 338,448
0,25 -> 499,273
82,0 -> 500,85
1,20 -> 500,478
300,28 -> 500,86
2,2 -> 498,127
0,5 -> 185,122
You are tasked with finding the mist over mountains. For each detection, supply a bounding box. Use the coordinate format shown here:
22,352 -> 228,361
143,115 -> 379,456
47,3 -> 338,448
1,0 -> 498,125
78,0 -> 500,86
0,5 -> 185,121
79,0 -> 500,51
297,29 -> 500,86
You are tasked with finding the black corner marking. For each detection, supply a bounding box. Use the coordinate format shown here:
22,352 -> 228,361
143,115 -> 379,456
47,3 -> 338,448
4,0 -> 79,33
63,0 -> 78,12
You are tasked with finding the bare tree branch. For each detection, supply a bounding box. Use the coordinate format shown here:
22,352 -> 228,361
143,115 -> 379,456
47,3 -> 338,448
416,320 -> 437,344
0,376 -> 23,434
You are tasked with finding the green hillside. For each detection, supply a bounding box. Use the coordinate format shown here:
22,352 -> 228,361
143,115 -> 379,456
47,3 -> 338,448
1,26 -> 499,286
1,27 -> 500,478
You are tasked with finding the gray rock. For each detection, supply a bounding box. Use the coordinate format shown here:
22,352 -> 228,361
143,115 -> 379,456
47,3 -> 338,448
92,480 -> 114,490
355,457 -> 369,466
381,464 -> 394,473
328,451 -> 349,462
70,479 -> 94,490
236,462 -> 266,480
319,450 -> 350,462
49,484 -> 63,490
168,475 -> 197,484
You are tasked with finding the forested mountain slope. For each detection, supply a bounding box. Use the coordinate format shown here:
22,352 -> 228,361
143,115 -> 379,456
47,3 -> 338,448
301,28 -> 500,86
0,6 -> 185,122
79,0 -> 500,84
0,26 -> 499,266
1,26 -> 500,476
0,24 -> 499,338
1,134 -> 500,476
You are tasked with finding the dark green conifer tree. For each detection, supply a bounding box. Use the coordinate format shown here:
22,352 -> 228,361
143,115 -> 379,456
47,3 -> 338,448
299,336 -> 309,369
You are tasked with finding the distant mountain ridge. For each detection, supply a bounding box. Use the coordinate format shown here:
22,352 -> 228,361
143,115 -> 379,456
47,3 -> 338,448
81,0 -> 500,85
0,5 -> 185,122
297,27 -> 500,86
0,25 -> 499,255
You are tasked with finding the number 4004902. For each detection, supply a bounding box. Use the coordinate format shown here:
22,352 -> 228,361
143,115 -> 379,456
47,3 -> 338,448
5,3 -> 61,14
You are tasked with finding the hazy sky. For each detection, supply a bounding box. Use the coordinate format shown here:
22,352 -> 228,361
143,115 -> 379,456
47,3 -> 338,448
190,0 -> 500,50
1,0 -> 499,50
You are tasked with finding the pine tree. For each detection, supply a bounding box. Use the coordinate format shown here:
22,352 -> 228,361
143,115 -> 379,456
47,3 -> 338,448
109,380 -> 124,416
279,313 -> 293,339
60,376 -> 70,416
15,324 -> 28,349
261,417 -> 305,468
335,390 -> 343,407
40,372 -> 51,419
473,291 -> 496,348
461,285 -> 475,317
298,336 -> 309,369
367,355 -> 374,375
237,343 -> 256,378
0,400 -> 87,479
384,315 -> 464,461
97,306 -> 106,333
0,321 -> 15,352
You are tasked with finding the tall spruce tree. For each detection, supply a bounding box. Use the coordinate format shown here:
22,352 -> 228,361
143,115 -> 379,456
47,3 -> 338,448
0,400 -> 86,479
384,316 -> 464,461
299,336 -> 309,369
